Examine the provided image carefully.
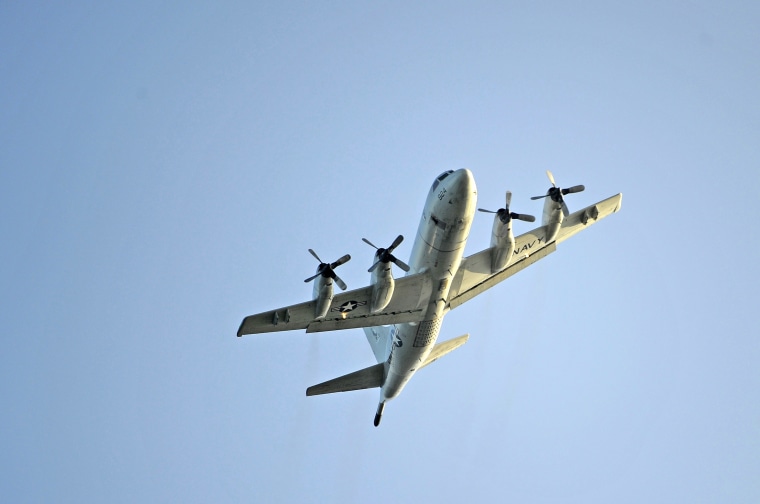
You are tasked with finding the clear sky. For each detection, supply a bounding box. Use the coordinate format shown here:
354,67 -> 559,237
2,2 -> 758,502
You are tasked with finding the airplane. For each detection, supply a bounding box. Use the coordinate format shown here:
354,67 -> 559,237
237,169 -> 622,426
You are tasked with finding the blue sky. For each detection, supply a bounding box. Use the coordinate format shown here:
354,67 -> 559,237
2,2 -> 758,502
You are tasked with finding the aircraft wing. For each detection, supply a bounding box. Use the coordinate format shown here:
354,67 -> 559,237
237,272 -> 433,336
447,193 -> 622,309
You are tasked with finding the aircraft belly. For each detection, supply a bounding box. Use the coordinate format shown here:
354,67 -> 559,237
382,318 -> 442,399
408,227 -> 468,286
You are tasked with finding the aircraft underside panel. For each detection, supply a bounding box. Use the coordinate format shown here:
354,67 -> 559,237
448,242 -> 556,310
413,318 -> 442,347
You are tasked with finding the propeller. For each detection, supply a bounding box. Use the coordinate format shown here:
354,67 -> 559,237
478,191 -> 536,223
530,170 -> 585,217
362,234 -> 411,273
304,249 -> 351,290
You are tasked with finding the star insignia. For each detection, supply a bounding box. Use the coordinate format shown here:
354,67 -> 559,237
332,300 -> 367,314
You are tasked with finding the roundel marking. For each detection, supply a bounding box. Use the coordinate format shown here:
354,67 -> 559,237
332,300 -> 367,313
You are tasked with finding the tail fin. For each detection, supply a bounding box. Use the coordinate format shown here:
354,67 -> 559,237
306,362 -> 385,396
363,326 -> 392,363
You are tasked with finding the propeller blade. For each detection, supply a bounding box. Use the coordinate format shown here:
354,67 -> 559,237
562,184 -> 585,195
304,272 -> 321,283
362,238 -> 379,249
505,190 -> 512,208
364,235 -> 408,273
561,201 -> 570,217
334,274 -> 348,291
387,235 -> 404,253
478,208 -> 498,213
531,194 -> 551,200
330,254 -> 351,268
392,257 -> 411,272
512,213 -> 536,222
308,249 -> 322,263
546,170 -> 556,187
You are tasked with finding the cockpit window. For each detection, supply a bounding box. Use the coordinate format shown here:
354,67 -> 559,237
431,170 -> 454,192
437,170 -> 454,181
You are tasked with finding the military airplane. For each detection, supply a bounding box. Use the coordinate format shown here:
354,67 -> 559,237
238,169 -> 622,426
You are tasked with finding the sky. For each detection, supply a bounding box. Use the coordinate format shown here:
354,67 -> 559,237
2,1 -> 759,502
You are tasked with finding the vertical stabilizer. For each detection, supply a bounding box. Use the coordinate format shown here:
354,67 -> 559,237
363,326 -> 392,363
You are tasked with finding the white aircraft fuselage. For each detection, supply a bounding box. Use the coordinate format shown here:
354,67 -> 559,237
376,168 -> 477,422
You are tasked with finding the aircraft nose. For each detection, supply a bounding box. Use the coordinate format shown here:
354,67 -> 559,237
448,168 -> 477,201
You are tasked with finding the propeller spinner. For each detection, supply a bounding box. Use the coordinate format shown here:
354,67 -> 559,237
362,235 -> 410,273
478,191 -> 536,223
304,249 -> 351,290
530,170 -> 585,217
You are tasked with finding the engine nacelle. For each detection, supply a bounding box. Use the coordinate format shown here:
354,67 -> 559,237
542,197 -> 563,243
370,262 -> 395,313
489,215 -> 516,273
312,275 -> 334,319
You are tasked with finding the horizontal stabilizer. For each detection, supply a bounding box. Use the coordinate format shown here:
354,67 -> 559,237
421,334 -> 469,369
306,362 -> 385,396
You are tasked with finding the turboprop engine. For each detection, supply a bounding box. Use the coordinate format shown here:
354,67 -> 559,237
303,249 -> 351,319
478,191 -> 535,273
531,170 -> 585,243
362,235 -> 410,313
